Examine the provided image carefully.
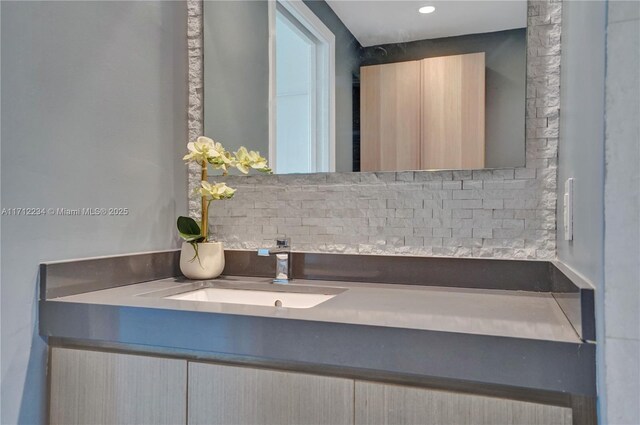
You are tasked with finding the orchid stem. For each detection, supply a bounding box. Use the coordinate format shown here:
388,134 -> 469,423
201,160 -> 208,241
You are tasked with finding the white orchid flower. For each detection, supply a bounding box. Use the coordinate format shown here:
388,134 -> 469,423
183,136 -> 221,164
197,181 -> 236,201
208,142 -> 234,172
234,147 -> 271,174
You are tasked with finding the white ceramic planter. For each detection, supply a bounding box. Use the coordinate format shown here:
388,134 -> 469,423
179,241 -> 225,280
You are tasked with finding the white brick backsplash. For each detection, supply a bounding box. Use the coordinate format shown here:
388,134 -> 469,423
433,228 -> 453,238
463,180 -> 483,190
453,228 -> 473,238
515,168 -> 537,179
493,169 -> 516,180
443,180 -> 462,190
187,0 -> 560,260
493,210 -> 515,219
453,209 -> 473,219
452,170 -> 473,180
432,208 -> 452,219
483,199 -> 504,209
473,228 -> 494,239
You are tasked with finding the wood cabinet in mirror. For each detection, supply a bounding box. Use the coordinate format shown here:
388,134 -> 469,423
361,52 -> 486,171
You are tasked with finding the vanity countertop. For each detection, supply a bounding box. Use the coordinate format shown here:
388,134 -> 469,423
39,250 -> 596,398
47,275 -> 580,344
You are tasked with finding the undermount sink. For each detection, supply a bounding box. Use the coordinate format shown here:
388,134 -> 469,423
136,277 -> 346,309
164,283 -> 341,309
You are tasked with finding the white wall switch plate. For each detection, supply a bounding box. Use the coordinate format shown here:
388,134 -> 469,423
563,178 -> 574,241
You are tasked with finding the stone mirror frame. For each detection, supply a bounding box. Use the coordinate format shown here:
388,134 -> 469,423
187,0 -> 561,260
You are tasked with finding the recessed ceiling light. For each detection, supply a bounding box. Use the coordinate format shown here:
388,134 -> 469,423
418,6 -> 436,14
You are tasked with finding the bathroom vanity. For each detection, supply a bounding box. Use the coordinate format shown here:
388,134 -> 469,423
40,250 -> 596,425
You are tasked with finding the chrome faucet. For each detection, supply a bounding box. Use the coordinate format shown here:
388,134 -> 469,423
257,238 -> 292,284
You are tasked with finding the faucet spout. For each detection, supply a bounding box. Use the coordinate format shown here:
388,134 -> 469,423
257,238 -> 292,283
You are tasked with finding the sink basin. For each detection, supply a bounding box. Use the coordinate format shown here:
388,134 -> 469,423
136,278 -> 346,309
166,287 -> 336,309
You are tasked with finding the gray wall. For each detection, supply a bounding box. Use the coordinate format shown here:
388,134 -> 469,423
360,29 -> 527,169
602,1 -> 640,423
203,0 -> 361,172
555,1 -> 606,420
204,0 -> 270,156
552,2 -> 640,424
556,1 -> 606,290
0,2 -> 188,423
556,10 -> 607,419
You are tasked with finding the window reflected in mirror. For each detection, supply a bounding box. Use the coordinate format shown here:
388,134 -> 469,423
274,2 -> 334,173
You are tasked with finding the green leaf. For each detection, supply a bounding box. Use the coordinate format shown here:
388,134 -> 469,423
179,232 -> 205,243
177,216 -> 201,241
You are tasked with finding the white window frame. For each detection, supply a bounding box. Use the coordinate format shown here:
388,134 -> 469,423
268,0 -> 336,173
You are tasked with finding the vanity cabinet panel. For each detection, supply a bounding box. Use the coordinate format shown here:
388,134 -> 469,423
361,61 -> 422,172
421,52 -> 485,170
187,362 -> 353,425
49,347 -> 187,425
354,381 -> 572,425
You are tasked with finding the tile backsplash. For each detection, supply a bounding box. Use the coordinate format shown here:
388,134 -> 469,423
187,0 -> 561,260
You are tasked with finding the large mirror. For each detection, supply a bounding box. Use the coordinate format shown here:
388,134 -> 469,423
204,0 -> 527,174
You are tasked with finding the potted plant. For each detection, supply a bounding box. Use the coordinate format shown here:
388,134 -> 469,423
177,136 -> 271,279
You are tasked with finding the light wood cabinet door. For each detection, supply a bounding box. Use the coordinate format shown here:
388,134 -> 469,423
188,362 -> 353,425
49,347 -> 187,425
360,53 -> 485,172
355,381 -> 572,425
421,52 -> 485,169
360,61 -> 421,172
